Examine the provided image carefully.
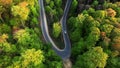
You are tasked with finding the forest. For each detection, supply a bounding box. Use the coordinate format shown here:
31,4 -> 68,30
0,0 -> 120,68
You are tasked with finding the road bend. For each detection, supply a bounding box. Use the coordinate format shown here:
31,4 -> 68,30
38,0 -> 72,61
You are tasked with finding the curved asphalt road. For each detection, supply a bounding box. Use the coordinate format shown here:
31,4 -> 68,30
39,0 -> 72,60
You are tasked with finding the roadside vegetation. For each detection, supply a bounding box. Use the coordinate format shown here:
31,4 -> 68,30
0,0 -> 120,68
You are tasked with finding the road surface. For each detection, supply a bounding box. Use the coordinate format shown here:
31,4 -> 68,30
38,0 -> 72,60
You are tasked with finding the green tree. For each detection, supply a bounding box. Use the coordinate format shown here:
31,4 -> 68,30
74,47 -> 108,68
53,22 -> 61,38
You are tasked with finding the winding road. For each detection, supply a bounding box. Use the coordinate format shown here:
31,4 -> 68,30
38,0 -> 72,60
